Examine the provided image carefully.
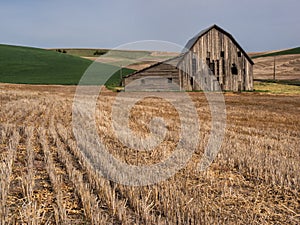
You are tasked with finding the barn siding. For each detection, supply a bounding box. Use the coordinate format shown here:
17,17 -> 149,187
124,61 -> 180,88
178,27 -> 253,91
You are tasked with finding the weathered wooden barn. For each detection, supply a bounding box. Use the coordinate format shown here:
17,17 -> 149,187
123,24 -> 254,92
123,56 -> 182,91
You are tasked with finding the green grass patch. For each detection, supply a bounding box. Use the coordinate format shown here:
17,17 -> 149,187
105,67 -> 136,88
254,79 -> 300,86
254,81 -> 300,94
252,47 -> 300,59
0,44 -> 135,86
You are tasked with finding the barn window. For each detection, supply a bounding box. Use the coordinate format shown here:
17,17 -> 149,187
231,63 -> 238,75
206,57 -> 210,66
141,79 -> 145,84
192,58 -> 197,75
238,51 -> 242,57
168,78 -> 173,83
220,51 -> 225,58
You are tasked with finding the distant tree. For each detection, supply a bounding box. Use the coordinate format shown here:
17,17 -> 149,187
57,49 -> 62,53
94,50 -> 100,56
94,50 -> 106,56
62,50 -> 67,53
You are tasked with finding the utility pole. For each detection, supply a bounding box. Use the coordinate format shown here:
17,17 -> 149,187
120,64 -> 123,86
273,56 -> 276,81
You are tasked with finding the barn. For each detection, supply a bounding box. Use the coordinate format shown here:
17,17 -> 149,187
123,56 -> 182,91
123,24 -> 254,92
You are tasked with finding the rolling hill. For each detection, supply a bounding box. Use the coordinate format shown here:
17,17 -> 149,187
0,44 -> 135,86
251,47 -> 300,59
49,48 -> 153,59
251,47 -> 300,83
49,48 -> 180,71
1,44 -> 299,87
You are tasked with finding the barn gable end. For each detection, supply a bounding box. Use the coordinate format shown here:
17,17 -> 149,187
179,24 -> 254,91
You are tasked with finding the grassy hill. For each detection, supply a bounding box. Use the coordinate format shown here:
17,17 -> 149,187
0,44 -> 134,86
252,47 -> 300,59
49,48 -> 152,59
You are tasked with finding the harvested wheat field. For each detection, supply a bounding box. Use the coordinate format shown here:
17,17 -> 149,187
0,83 -> 299,224
253,54 -> 300,81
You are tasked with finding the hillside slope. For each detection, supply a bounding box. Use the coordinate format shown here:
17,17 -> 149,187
49,48 -> 179,71
253,54 -> 300,82
0,44 -> 134,85
252,47 -> 300,59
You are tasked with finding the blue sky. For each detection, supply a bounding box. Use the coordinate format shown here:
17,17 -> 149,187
0,0 -> 299,52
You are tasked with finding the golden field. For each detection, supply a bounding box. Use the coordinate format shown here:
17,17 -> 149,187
0,83 -> 299,224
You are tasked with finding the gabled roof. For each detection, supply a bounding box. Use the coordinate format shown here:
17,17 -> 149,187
124,54 -> 184,79
183,24 -> 254,65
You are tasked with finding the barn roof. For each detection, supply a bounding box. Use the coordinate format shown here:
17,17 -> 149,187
123,54 -> 183,79
183,24 -> 254,65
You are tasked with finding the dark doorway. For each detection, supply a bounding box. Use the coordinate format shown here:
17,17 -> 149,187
190,77 -> 194,87
222,59 -> 225,75
216,60 -> 220,80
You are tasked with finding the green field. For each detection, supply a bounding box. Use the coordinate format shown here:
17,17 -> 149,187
49,48 -> 152,59
0,44 -> 135,86
252,47 -> 300,59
